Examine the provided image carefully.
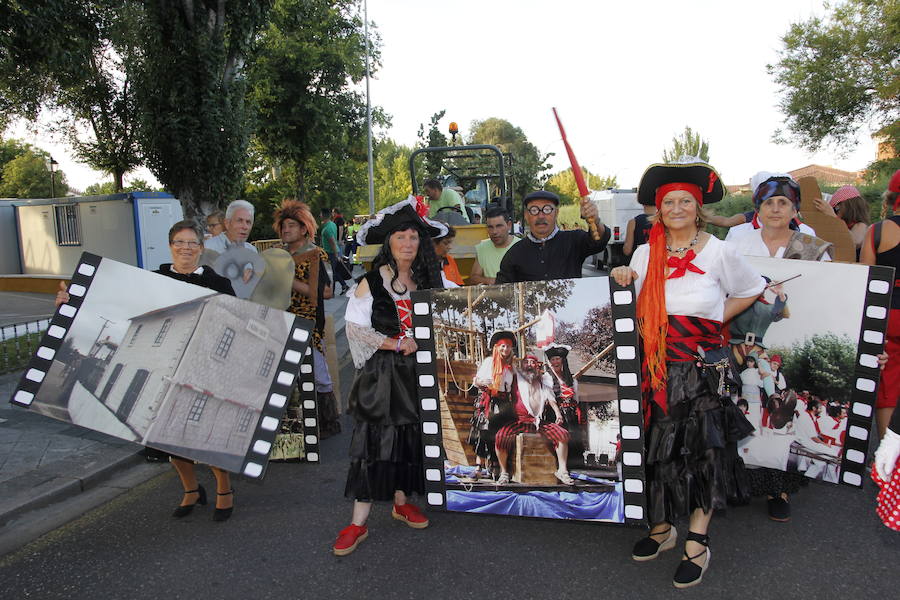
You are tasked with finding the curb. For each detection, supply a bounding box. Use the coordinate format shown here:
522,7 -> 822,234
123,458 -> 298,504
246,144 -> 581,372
0,448 -> 144,528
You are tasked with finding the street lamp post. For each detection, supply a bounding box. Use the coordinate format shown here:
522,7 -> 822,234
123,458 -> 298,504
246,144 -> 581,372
48,156 -> 58,198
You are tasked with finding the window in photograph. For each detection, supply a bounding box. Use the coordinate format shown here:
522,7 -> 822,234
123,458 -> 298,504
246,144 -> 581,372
214,327 -> 235,358
128,324 -> 143,346
117,369 -> 149,421
236,408 -> 254,432
258,350 -> 275,377
53,204 -> 81,246
187,391 -> 210,422
153,319 -> 172,346
258,305 -> 269,319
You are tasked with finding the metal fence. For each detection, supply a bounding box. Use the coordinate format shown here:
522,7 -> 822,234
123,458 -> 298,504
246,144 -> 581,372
1,318 -> 51,375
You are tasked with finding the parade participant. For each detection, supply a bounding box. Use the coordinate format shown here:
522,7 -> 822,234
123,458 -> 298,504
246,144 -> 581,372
205,200 -> 258,254
320,208 -> 350,295
544,344 -> 582,458
205,210 -> 225,239
470,331 -> 517,480
56,221 -> 238,521
739,354 -> 764,431
495,190 -> 609,283
770,355 -> 787,393
623,205 -> 656,257
433,225 -> 464,286
860,170 -> 900,439
493,354 -> 573,486
424,178 -> 469,223
334,196 -> 448,556
721,172 -> 817,241
727,278 -> 788,376
729,175 -> 832,261
273,199 -> 341,437
872,402 -> 900,531
813,185 -> 870,256
469,206 -> 519,285
611,160 -> 764,588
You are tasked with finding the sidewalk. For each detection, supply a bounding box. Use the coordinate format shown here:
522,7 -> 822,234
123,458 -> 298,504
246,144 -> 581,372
0,288 -> 352,543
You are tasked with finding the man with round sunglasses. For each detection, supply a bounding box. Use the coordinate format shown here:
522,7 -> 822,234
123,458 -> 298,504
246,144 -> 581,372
495,190 -> 609,283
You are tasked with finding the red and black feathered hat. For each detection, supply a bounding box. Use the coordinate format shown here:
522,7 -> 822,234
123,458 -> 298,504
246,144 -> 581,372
637,159 -> 724,207
357,195 -> 447,245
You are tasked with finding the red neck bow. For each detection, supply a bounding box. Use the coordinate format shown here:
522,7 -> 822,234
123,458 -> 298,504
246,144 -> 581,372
666,249 -> 705,279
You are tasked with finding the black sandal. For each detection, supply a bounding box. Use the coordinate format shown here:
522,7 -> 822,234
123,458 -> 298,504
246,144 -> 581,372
632,524 -> 677,561
171,485 -> 207,518
212,489 -> 234,522
673,532 -> 710,589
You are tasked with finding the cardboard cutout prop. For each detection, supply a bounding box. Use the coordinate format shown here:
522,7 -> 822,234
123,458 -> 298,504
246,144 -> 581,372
250,248 -> 295,310
213,246 -> 267,299
798,177 -> 856,262
9,254 -> 318,478
733,257 -> 892,487
410,276 -> 646,526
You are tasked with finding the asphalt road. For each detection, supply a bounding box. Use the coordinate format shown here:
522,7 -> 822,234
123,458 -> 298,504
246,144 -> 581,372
0,411 -> 898,600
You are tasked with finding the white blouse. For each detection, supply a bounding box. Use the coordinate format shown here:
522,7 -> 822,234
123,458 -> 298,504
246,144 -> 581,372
630,236 -> 765,322
727,228 -> 831,261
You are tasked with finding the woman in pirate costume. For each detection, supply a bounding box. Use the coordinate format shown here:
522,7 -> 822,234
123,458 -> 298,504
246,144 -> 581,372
611,159 -> 764,588
544,344 -> 582,458
470,330 -> 517,480
333,196 -> 450,556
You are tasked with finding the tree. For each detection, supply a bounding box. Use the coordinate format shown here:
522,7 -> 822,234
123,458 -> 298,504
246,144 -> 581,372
415,110 -> 448,179
545,168 -> 617,205
776,333 -> 857,404
0,150 -> 69,198
661,126 -> 710,163
0,1 -> 142,191
248,0 -> 377,203
468,118 -> 552,201
373,138 -> 414,211
83,178 -> 163,195
132,1 -> 273,219
768,0 -> 900,159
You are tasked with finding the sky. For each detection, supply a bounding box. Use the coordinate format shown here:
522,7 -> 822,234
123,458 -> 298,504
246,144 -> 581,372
8,0 -> 878,194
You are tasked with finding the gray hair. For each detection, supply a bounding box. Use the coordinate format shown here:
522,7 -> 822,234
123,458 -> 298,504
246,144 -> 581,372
225,199 -> 255,220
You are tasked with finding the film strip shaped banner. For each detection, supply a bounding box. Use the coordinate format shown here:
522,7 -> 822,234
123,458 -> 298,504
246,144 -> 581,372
11,252 -> 103,409
607,278 -> 647,526
242,319 -> 316,479
410,290 -> 447,510
839,265 -> 893,487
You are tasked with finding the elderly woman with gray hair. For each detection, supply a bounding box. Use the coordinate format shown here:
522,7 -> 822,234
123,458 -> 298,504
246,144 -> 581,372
55,220 -> 237,521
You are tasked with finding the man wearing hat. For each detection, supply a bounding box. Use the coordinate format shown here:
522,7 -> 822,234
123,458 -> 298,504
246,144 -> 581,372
544,344 -> 582,458
471,330 -> 518,479
495,191 -> 608,283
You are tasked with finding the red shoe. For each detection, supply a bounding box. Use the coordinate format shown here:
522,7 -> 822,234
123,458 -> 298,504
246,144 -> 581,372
392,503 -> 429,529
332,524 -> 368,556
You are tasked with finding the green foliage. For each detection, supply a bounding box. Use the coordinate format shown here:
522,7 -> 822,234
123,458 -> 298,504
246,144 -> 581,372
0,149 -> 68,198
133,1 -> 273,218
83,178 -> 164,195
468,117 -> 552,202
707,193 -> 754,239
775,333 -> 856,404
0,1 -> 143,190
373,138 -> 414,211
545,167 -> 617,205
415,110 -> 448,178
557,204 -> 587,230
769,0 -> 900,155
662,126 -> 710,163
249,0 -> 377,202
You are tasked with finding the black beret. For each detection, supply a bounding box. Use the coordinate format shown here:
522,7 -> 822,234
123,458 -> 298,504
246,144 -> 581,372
522,190 -> 560,206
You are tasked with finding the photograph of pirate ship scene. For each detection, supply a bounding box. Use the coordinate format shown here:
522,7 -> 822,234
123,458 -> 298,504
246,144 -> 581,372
430,277 -> 626,522
733,257 -> 877,484
25,258 -> 298,473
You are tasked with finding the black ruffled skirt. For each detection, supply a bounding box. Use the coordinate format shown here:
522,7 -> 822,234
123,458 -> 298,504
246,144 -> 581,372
645,358 -> 754,525
344,350 -> 424,501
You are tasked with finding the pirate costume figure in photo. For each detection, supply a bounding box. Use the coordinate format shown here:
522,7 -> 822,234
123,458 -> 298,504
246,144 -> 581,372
611,159 -> 764,588
469,330 -> 517,480
544,344 -> 584,460
334,196 -> 449,556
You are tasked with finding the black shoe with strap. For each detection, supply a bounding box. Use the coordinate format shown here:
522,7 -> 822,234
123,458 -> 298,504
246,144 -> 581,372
172,485 -> 207,518
673,531 -> 710,589
632,524 -> 677,561
213,489 -> 234,522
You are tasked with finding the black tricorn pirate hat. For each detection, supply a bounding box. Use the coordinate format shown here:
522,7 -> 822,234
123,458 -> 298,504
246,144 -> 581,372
544,344 -> 571,360
357,196 -> 447,245
637,158 -> 724,207
489,330 -> 517,350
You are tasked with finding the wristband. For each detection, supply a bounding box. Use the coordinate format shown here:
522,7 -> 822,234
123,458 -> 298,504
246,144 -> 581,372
396,338 -> 403,353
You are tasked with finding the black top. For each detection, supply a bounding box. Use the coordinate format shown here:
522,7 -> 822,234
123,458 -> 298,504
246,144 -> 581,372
875,216 -> 900,311
154,264 -> 236,296
495,228 -> 610,284
634,213 -> 652,248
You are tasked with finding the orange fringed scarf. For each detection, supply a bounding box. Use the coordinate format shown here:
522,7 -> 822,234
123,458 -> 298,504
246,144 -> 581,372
490,344 -> 512,393
637,220 -> 669,392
